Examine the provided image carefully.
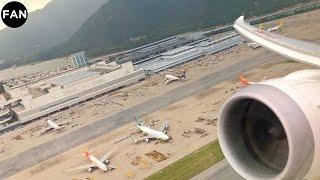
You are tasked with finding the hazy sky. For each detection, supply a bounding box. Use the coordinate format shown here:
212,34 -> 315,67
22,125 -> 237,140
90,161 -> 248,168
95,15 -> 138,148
0,0 -> 52,30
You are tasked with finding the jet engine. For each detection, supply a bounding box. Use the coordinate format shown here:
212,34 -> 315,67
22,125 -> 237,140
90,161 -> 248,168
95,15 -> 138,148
88,167 -> 93,173
218,70 -> 320,180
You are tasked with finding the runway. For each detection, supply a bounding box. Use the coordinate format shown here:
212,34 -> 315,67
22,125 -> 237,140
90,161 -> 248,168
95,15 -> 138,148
0,51 -> 281,179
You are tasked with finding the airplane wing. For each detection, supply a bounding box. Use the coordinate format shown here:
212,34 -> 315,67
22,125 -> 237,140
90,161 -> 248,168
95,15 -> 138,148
233,16 -> 320,67
134,135 -> 156,143
159,121 -> 169,132
99,147 -> 117,163
65,163 -> 95,172
48,124 -> 56,129
144,135 -> 156,139
39,127 -> 54,135
58,121 -> 70,127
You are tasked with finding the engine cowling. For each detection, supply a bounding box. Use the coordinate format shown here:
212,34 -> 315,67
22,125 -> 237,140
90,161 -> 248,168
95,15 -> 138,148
88,167 -> 93,173
218,70 -> 320,180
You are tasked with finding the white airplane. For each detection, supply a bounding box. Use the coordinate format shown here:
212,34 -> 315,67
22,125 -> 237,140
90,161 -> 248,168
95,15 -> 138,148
133,115 -> 170,143
267,20 -> 284,32
218,16 -> 320,180
40,120 -> 68,135
164,71 -> 187,84
245,23 -> 265,49
247,42 -> 261,49
267,20 -> 283,32
66,147 -> 117,173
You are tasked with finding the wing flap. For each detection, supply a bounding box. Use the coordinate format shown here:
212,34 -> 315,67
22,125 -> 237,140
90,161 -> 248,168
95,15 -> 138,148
234,16 -> 320,67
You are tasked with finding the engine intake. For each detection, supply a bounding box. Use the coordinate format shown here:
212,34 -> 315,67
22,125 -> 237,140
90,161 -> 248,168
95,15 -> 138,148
218,84 -> 314,179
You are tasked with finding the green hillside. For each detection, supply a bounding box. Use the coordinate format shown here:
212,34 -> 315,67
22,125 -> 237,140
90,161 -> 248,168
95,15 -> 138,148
39,0 -> 311,59
0,0 -> 107,60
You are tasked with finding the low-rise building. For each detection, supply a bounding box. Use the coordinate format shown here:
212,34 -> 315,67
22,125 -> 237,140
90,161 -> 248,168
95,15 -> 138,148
68,51 -> 89,68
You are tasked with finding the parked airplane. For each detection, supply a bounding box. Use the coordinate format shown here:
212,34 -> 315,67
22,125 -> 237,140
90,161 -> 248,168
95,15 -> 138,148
246,23 -> 265,49
267,20 -> 284,32
247,42 -> 261,49
218,16 -> 320,180
239,74 -> 267,85
66,147 -> 117,173
244,21 -> 282,50
239,75 -> 254,85
40,120 -> 69,135
133,115 -> 170,143
164,71 -> 187,84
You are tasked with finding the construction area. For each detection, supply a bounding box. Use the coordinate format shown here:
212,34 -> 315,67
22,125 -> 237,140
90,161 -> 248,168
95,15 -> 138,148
0,7 -> 319,180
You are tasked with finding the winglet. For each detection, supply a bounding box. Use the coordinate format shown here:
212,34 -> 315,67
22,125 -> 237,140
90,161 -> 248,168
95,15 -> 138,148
236,15 -> 245,23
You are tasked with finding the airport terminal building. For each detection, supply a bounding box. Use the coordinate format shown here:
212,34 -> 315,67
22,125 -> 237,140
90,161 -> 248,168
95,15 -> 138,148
2,61 -> 145,124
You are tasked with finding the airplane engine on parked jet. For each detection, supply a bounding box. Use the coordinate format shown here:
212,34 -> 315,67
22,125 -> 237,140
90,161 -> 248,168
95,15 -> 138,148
88,167 -> 93,173
218,70 -> 320,180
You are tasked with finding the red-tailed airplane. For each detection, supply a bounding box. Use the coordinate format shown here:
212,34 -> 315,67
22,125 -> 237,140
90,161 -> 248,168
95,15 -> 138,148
239,74 -> 254,85
239,74 -> 267,86
66,147 -> 117,173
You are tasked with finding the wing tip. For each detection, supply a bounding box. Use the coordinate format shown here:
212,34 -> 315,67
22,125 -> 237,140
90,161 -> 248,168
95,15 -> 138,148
234,16 -> 246,30
235,16 -> 245,24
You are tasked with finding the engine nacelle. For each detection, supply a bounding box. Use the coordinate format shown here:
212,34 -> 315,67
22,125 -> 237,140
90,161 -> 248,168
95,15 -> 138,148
88,167 -> 93,173
218,70 -> 320,180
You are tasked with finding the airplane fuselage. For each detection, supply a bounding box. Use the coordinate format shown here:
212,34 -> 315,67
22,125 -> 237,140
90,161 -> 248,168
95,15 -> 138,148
137,125 -> 170,141
48,120 -> 60,129
88,155 -> 108,171
267,26 -> 280,32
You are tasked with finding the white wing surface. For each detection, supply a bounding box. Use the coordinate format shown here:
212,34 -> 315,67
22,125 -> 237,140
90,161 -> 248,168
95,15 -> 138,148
234,16 -> 320,67
65,163 -> 95,172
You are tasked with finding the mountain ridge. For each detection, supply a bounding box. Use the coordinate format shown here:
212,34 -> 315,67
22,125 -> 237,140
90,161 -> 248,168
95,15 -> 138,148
0,0 -> 108,59
39,0 -> 310,60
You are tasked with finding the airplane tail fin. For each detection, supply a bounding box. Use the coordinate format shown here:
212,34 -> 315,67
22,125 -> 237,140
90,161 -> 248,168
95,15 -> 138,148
239,75 -> 250,85
279,20 -> 284,29
240,74 -> 267,85
180,71 -> 188,79
258,23 -> 264,30
78,148 -> 94,160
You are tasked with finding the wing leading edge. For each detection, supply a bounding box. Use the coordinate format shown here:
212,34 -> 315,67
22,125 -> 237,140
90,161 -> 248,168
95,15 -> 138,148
234,16 -> 320,67
99,146 -> 117,163
65,163 -> 95,172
